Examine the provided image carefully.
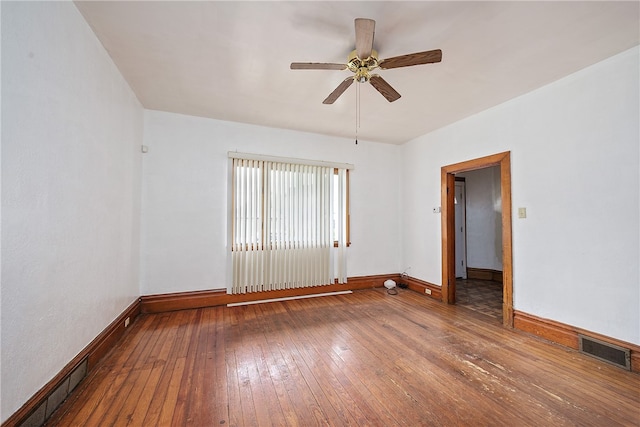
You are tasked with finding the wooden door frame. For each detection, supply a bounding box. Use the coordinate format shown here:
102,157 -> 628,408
441,151 -> 514,327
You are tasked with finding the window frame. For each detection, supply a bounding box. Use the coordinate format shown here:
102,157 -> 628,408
334,168 -> 351,247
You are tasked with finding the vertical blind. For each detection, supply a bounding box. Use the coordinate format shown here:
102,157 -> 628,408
230,155 -> 349,294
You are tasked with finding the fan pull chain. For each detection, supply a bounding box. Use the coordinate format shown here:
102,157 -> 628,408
355,81 -> 360,145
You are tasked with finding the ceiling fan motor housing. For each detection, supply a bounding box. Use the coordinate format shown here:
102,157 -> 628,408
348,49 -> 379,83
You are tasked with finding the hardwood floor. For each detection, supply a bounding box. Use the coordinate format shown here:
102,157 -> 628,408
47,288 -> 639,426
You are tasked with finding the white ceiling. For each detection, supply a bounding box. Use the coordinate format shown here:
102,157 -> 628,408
75,1 -> 639,145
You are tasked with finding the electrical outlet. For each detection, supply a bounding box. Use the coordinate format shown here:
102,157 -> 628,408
424,288 -> 432,295
124,317 -> 130,328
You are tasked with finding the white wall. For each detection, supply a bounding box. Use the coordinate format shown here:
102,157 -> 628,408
401,47 -> 639,345
140,111 -> 402,295
0,0 -> 4,416
1,2 -> 143,421
458,167 -> 503,271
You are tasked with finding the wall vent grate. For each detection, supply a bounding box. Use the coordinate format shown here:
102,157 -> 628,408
578,334 -> 630,370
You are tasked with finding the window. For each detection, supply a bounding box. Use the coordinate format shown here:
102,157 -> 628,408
229,153 -> 351,294
332,169 -> 350,246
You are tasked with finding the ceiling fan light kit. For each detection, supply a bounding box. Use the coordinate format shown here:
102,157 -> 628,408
348,48 -> 379,83
290,18 -> 442,104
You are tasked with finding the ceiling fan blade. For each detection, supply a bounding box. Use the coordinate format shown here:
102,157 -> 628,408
369,75 -> 401,102
290,62 -> 347,70
379,49 -> 442,70
323,77 -> 354,104
355,18 -> 375,59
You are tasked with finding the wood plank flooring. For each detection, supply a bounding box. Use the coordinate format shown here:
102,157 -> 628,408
47,288 -> 640,426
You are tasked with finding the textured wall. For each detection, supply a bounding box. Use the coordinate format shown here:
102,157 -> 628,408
401,47 -> 639,345
140,111 -> 403,295
1,2 -> 143,421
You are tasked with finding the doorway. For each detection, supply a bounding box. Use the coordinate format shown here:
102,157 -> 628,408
441,152 -> 513,328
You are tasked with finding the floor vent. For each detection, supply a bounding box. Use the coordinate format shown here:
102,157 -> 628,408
20,357 -> 88,427
578,334 -> 630,370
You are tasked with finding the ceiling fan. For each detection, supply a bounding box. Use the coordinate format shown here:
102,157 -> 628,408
291,18 -> 442,104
